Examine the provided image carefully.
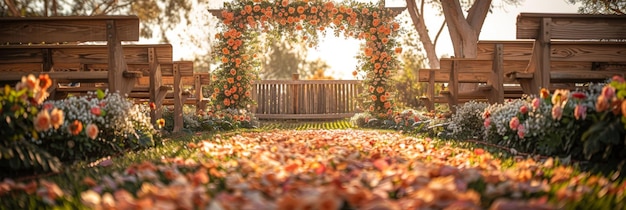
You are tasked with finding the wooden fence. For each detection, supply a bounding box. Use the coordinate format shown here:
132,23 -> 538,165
251,79 -> 363,119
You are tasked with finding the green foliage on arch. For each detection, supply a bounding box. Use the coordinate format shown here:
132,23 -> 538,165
211,0 -> 404,118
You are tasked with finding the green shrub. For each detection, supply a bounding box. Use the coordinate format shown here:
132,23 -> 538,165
0,74 -> 63,173
581,77 -> 626,160
351,109 -> 434,133
162,107 -> 259,132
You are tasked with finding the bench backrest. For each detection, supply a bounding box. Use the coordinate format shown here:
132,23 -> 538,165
0,16 -> 139,43
517,13 -> 626,40
0,16 -> 141,94
0,44 -> 173,81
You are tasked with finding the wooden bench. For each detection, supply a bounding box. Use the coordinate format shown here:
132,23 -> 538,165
0,44 -> 188,129
0,16 -> 142,95
418,41 -> 530,110
131,62 -> 212,132
510,13 -> 626,94
419,37 -> 626,110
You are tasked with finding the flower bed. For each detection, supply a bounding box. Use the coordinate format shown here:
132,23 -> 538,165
446,76 -> 626,163
0,74 -> 163,175
1,130 -> 624,209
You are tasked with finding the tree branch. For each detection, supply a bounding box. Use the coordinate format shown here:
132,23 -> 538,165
4,0 -> 20,16
405,0 -> 440,68
433,21 -> 446,47
419,0 -> 424,17
51,0 -> 57,16
440,0 -> 474,36
466,0 -> 493,30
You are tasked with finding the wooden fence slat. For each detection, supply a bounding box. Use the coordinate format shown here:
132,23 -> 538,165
252,80 -> 363,119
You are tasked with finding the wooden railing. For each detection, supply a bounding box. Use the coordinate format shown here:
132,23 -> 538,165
251,79 -> 363,119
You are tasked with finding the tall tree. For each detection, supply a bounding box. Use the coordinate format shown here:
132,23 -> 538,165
259,38 -> 308,80
405,0 -> 519,93
304,59 -> 332,80
404,0 -> 520,66
567,0 -> 626,14
257,35 -> 331,80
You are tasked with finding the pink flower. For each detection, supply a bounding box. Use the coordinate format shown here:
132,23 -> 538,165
484,118 -> 491,128
50,108 -> 64,129
612,75 -> 625,83
596,95 -> 610,112
517,124 -> 526,138
520,105 -> 528,114
86,124 -> 99,140
34,110 -> 51,132
574,104 -> 587,120
552,105 -> 563,120
91,107 -> 101,116
602,86 -> 616,99
509,117 -> 520,131
532,98 -> 540,111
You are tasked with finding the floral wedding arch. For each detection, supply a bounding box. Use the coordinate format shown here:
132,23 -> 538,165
209,0 -> 404,118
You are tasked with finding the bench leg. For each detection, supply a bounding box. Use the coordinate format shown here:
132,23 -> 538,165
173,64 -> 183,133
518,79 -> 535,95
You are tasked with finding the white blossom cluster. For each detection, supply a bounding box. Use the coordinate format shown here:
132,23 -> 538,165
99,92 -> 137,137
184,106 -> 203,130
483,99 -> 527,137
127,103 -> 156,138
51,90 -> 155,139
49,93 -> 106,139
447,101 -> 489,139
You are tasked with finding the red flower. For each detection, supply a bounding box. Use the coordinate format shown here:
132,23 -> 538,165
571,92 -> 586,100
149,102 -> 156,111
91,106 -> 102,116
474,148 -> 485,155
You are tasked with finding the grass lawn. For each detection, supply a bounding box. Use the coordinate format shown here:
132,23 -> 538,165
1,120 -> 624,209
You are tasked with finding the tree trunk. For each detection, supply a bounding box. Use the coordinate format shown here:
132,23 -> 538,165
405,0 -> 440,69
52,0 -> 58,16
441,0 -> 492,93
4,0 -> 20,16
441,0 -> 491,58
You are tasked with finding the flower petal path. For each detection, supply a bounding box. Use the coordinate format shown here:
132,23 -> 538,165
2,129 -> 623,209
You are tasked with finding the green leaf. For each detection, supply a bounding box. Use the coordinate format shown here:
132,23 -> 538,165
584,137 -> 601,160
582,120 -> 608,141
96,89 -> 105,100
